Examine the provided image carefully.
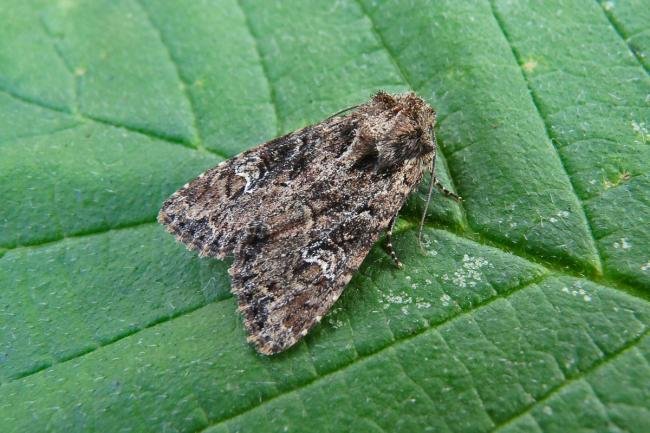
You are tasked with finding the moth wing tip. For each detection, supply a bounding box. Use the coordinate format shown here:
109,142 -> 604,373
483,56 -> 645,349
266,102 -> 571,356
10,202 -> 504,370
157,208 -> 170,225
247,335 -> 278,356
257,345 -> 277,356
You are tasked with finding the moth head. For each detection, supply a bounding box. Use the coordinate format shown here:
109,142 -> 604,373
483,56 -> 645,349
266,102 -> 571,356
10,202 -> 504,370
353,92 -> 437,170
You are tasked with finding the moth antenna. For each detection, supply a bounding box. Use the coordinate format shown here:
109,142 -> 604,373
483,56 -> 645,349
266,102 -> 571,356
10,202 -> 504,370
418,127 -> 437,250
327,104 -> 360,120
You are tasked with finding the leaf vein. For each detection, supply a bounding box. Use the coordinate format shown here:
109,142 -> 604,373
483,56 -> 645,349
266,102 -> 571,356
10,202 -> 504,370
234,0 -> 281,136
441,320 -> 500,427
37,16 -> 79,114
0,219 -> 157,256
8,291 -> 233,383
192,275 -> 550,433
133,0 -> 202,147
583,380 -> 623,431
0,123 -> 83,146
490,331 -> 649,432
393,353 -> 456,433
595,0 -> 650,75
487,0 -> 603,275
0,86 -> 227,159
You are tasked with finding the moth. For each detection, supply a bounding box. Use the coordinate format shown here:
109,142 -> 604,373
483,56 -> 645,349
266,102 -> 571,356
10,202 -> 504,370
158,91 -> 458,355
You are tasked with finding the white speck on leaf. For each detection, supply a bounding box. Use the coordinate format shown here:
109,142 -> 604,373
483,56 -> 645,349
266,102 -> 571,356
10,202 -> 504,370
632,120 -> 648,144
613,238 -> 631,250
451,255 -> 488,288
522,59 -> 538,72
382,291 -> 413,307
562,282 -> 592,302
604,170 -> 631,189
543,405 -> 554,415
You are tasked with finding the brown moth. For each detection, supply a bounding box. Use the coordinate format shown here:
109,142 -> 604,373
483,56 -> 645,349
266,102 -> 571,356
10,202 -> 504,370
158,91 -> 458,355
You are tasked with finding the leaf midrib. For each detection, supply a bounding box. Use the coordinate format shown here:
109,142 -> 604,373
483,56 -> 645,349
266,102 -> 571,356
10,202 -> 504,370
3,217 -> 647,384
197,283 -> 648,433
4,230 -> 646,431
0,0 -> 636,276
3,6 -> 649,382
3,0 -> 648,403
0,274 -> 546,423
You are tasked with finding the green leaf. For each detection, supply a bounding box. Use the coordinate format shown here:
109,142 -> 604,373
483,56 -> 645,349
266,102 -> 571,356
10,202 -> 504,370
1,0 -> 648,432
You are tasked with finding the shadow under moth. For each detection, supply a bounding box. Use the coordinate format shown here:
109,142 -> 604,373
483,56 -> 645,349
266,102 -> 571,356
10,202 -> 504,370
159,91 -> 459,355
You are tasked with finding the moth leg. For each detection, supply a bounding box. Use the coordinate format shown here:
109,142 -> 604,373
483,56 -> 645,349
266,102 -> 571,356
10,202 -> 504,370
386,215 -> 403,269
433,177 -> 462,201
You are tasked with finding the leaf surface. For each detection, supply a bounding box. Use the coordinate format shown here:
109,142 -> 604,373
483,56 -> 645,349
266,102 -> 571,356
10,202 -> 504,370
1,0 -> 648,432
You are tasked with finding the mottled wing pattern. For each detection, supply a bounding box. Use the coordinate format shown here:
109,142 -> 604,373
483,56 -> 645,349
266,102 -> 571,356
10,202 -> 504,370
159,92 -> 435,354
158,122 -> 350,259
226,123 -> 426,354
231,209 -> 392,355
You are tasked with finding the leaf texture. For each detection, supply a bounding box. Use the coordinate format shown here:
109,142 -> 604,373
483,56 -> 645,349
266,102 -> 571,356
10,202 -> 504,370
0,0 -> 648,432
